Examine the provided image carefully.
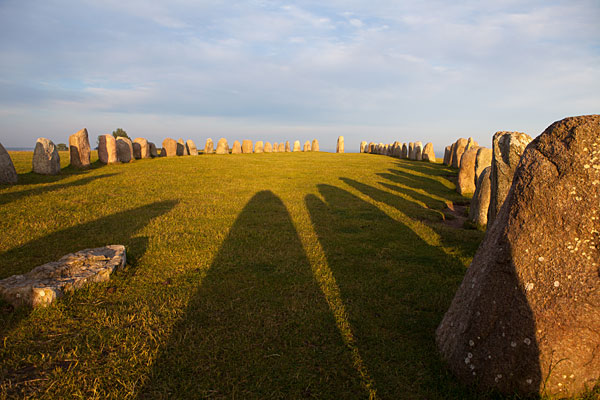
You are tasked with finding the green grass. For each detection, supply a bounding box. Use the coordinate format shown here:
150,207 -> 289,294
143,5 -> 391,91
0,151 -> 596,399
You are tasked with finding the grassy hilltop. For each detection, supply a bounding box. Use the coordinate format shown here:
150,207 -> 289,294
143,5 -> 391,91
0,151 -> 591,399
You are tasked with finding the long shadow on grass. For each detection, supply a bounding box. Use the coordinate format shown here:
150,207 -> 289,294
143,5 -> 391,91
139,190 -> 365,399
0,173 -> 118,206
305,184 -> 492,399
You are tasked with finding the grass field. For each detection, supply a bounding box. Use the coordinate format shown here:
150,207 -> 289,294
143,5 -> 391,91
0,151 -> 595,399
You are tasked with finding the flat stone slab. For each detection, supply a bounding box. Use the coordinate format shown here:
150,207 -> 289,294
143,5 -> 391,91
0,245 -> 126,307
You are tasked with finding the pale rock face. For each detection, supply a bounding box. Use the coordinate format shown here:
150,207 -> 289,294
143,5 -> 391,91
205,138 -> 214,154
264,142 -> 272,153
293,140 -> 301,152
312,139 -> 319,152
98,135 -> 118,164
162,138 -> 178,157
215,138 -> 229,154
186,140 -> 198,156
279,143 -> 285,152
272,142 -> 278,152
116,137 -> 134,163
33,137 -> 61,175
303,141 -> 311,152
457,146 -> 481,195
437,115 -> 600,397
255,141 -> 264,153
148,142 -> 158,157
468,166 -> 491,227
474,147 -> 492,182
487,131 -> 532,225
69,128 -> 91,169
285,141 -> 291,152
0,245 -> 126,308
415,141 -> 423,161
360,141 -> 367,153
336,136 -> 344,153
242,140 -> 253,154
423,143 -> 436,162
133,137 -> 150,159
231,140 -> 242,154
451,138 -> 468,168
0,143 -> 18,184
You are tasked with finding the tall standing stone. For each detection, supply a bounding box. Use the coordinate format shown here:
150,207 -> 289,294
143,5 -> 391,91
278,143 -> 285,152
423,143 -> 436,162
303,141 -> 311,151
33,138 -> 61,175
336,136 -> 344,153
437,115 -> 600,397
69,128 -> 91,169
0,143 -> 18,184
488,131 -> 532,225
415,141 -> 423,161
457,146 -> 480,195
177,138 -> 187,156
368,142 -> 375,153
215,138 -> 229,154
285,141 -> 291,152
474,147 -> 492,182
408,142 -> 416,160
162,138 -> 178,157
116,137 -> 134,163
468,166 -> 491,227
264,142 -> 272,153
255,141 -> 264,153
360,141 -> 367,153
231,141 -> 242,154
133,138 -> 150,159
186,140 -> 198,156
148,142 -> 158,158
272,142 -> 278,152
312,139 -> 319,152
242,140 -> 253,153
98,135 -> 118,165
205,138 -> 214,154
451,138 -> 468,168
443,146 -> 451,165
293,140 -> 301,152
448,142 -> 457,166
401,143 -> 408,158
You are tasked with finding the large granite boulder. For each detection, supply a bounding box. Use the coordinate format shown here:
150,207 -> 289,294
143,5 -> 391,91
186,140 -> 198,156
451,138 -> 468,168
360,141 -> 367,153
0,245 -> 126,308
133,137 -> 150,159
336,136 -> 344,153
0,143 -> 18,184
162,138 -> 178,157
468,166 -> 491,227
293,140 -> 301,152
312,139 -> 319,152
176,138 -> 186,156
443,145 -> 451,165
279,143 -> 285,152
487,131 -> 532,225
242,140 -> 253,153
215,138 -> 229,154
255,141 -> 264,153
231,140 -> 242,154
415,141 -> 423,161
457,146 -> 481,195
98,135 -> 118,165
474,147 -> 492,182
69,128 -> 91,169
205,138 -> 214,154
285,141 -> 291,152
264,142 -> 272,153
149,142 -> 158,157
437,115 -> 600,397
116,137 -> 134,163
33,138 -> 61,175
303,141 -> 311,152
423,143 -> 436,162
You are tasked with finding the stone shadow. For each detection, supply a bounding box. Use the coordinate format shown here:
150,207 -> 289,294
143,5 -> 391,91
139,191 -> 365,399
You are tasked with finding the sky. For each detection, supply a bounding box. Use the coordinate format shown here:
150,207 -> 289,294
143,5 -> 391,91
0,0 -> 599,153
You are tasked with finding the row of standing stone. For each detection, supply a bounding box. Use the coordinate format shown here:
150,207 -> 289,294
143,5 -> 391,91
358,140 -> 437,162
442,132 -> 533,227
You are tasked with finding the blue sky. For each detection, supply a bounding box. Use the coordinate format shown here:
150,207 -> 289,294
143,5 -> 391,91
1,0 -> 598,153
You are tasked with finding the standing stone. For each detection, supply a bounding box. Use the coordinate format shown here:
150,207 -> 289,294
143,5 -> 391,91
360,141 -> 367,153
116,137 -> 134,163
264,142 -> 272,153
457,146 -> 480,195
437,115 -> 600,397
415,141 -> 423,161
205,138 -> 214,154
98,135 -> 118,165
468,166 -> 491,227
177,138 -> 187,156
215,138 -> 229,154
474,147 -> 492,182
32,138 -> 60,175
293,140 -> 301,152
159,148 -> 167,157
69,128 -> 91,169
423,143 -> 436,162
367,142 -> 374,153
255,141 -> 264,153
408,142 -> 416,160
162,138 -> 178,157
133,138 -> 150,159
401,143 -> 408,158
231,141 -> 242,154
466,137 -> 478,151
312,139 -> 319,152
451,138 -> 468,168
448,142 -> 457,166
303,141 -> 311,152
285,141 -> 291,152
0,143 -> 18,184
279,143 -> 285,152
272,142 -> 278,153
149,142 -> 158,158
443,146 -> 451,165
488,131 -> 532,225
336,136 -> 344,153
186,140 -> 198,156
242,140 -> 253,153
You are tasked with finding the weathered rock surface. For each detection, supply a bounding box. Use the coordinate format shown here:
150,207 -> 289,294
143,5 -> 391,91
272,142 -> 278,152
186,140 -> 198,156
33,138 -> 60,175
69,128 -> 91,169
133,137 -> 150,159
149,142 -> 158,157
205,138 -> 214,154
116,137 -> 134,163
451,138 -> 468,168
437,115 -> 600,397
279,143 -> 285,152
474,147 -> 492,182
336,136 -> 344,153
215,138 -> 229,154
255,141 -> 264,153
488,131 -> 532,225
177,138 -> 187,156
98,135 -> 118,165
423,143 -> 436,162
0,143 -> 18,184
443,145 -> 451,165
457,146 -> 481,195
415,141 -> 423,161
162,138 -> 178,157
448,142 -> 457,166
408,142 -> 416,160
242,140 -> 253,154
0,245 -> 126,308
285,141 -> 291,152
231,140 -> 242,154
264,142 -> 272,153
293,140 -> 301,152
360,141 -> 367,153
401,143 -> 408,158
303,141 -> 311,152
468,166 -> 491,227
312,139 -> 319,152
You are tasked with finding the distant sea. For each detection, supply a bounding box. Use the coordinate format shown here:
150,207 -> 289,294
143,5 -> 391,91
6,147 -> 33,151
